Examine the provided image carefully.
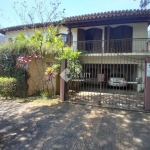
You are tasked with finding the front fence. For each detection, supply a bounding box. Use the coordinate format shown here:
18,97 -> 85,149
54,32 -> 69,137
66,52 -> 145,110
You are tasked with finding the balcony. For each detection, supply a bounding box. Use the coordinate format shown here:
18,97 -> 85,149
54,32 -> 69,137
72,38 -> 150,53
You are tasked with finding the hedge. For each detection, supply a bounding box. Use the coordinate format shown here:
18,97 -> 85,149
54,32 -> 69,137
0,77 -> 17,98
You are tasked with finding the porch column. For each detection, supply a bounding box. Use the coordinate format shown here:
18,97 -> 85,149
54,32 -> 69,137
67,27 -> 72,47
144,58 -> 150,110
107,24 -> 110,52
102,27 -> 105,52
60,59 -> 67,101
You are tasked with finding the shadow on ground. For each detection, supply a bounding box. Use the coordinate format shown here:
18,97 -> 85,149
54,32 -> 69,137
0,101 -> 150,150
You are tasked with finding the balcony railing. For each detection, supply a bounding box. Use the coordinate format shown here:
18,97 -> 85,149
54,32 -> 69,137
72,38 -> 150,53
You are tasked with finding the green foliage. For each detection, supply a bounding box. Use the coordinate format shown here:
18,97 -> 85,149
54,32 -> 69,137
139,88 -> 144,93
35,90 -> 53,98
0,48 -> 29,97
0,26 -> 64,57
0,77 -> 17,98
40,92 -> 53,98
54,47 -> 85,77
12,25 -> 64,56
14,67 -> 29,97
0,25 -> 64,98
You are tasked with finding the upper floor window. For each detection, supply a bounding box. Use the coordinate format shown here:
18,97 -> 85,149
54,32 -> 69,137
57,34 -> 67,42
8,38 -> 12,42
61,34 -> 67,42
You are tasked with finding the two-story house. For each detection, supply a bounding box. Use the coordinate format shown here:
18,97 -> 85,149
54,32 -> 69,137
0,9 -> 150,109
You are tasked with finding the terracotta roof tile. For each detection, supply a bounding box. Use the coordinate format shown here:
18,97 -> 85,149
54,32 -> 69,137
0,9 -> 150,34
64,9 -> 150,22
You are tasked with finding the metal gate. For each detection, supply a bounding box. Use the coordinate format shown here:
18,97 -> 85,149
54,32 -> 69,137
66,52 -> 145,110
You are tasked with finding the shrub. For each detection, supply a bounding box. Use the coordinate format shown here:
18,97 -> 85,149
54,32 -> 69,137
40,92 -> 53,98
0,77 -> 17,98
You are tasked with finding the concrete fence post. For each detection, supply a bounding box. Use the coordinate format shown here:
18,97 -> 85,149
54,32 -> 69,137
144,58 -> 150,110
60,59 -> 67,101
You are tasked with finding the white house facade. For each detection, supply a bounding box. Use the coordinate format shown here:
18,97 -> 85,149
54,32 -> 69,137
0,9 -> 150,93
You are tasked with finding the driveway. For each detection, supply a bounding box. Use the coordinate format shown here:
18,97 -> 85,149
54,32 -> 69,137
0,100 -> 150,150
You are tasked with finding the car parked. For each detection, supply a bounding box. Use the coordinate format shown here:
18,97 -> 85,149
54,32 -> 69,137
107,74 -> 127,88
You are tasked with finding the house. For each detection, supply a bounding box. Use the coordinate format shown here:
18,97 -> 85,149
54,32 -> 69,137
0,35 -> 5,43
0,9 -> 150,95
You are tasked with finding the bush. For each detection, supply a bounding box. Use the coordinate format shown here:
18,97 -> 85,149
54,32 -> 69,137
35,90 -> 53,98
0,77 -> 17,98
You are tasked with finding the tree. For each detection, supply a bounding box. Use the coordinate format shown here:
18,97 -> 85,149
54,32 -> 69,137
0,0 -> 66,97
12,0 -> 65,35
140,0 -> 150,8
0,0 -> 84,98
134,0 -> 150,9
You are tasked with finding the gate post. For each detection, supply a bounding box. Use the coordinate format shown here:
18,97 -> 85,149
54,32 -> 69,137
60,59 -> 67,101
144,58 -> 150,110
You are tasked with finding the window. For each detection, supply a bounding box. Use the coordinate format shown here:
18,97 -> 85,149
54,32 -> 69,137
61,34 -> 67,42
8,38 -> 12,42
57,34 -> 67,42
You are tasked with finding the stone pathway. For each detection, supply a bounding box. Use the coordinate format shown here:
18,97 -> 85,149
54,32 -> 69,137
0,100 -> 150,150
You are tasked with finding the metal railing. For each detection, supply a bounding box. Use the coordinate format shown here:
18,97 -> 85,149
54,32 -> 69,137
72,38 -> 150,53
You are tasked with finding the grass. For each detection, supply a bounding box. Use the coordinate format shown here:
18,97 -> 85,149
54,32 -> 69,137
0,95 -> 60,106
19,95 -> 60,105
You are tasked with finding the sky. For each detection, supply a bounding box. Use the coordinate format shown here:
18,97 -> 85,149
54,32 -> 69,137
0,0 -> 143,28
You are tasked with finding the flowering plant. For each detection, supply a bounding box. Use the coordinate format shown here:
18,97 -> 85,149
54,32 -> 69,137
16,52 -> 42,67
44,67 -> 55,82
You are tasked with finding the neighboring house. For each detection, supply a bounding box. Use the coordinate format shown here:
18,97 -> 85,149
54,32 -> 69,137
0,9 -> 150,92
0,35 -> 5,43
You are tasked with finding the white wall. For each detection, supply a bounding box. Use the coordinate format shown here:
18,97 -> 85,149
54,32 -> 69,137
5,27 -> 46,41
71,22 -> 149,52
74,22 -> 148,39
5,26 -> 69,42
5,22 -> 149,44
0,35 -> 5,43
148,30 -> 150,38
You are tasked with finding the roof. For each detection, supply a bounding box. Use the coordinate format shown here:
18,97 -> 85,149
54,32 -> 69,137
63,9 -> 150,27
0,21 -> 60,35
64,9 -> 150,22
1,9 -> 150,34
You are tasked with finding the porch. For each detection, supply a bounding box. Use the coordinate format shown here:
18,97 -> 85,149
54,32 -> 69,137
72,38 -> 150,53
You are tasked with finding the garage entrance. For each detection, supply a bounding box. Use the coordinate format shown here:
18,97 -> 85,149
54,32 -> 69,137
66,53 -> 145,110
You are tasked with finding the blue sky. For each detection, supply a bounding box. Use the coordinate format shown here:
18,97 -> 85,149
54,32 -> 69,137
0,0 -> 141,28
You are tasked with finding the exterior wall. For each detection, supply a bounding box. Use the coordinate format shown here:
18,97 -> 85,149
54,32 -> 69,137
72,22 -> 149,52
27,57 -> 59,95
0,35 -> 5,43
81,55 -> 145,64
5,27 -> 46,42
148,30 -> 150,38
58,26 -> 68,34
4,23 -> 148,49
5,26 -> 69,42
74,22 -> 148,39
132,23 -> 148,52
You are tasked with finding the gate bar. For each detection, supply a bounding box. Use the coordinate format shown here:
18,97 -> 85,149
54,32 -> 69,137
60,59 -> 67,101
144,58 -> 150,110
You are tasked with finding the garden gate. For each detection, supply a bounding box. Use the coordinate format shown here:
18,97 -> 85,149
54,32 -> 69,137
66,52 -> 145,110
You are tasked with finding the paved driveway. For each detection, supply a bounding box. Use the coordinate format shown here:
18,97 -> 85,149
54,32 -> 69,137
0,100 -> 150,150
